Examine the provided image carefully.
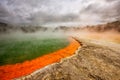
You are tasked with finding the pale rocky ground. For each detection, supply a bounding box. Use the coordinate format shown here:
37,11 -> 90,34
15,37 -> 120,80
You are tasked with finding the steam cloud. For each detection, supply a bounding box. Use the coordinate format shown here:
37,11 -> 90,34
0,0 -> 120,25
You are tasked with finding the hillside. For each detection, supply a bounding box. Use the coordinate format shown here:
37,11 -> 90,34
83,21 -> 120,32
0,21 -> 120,33
0,22 -> 48,33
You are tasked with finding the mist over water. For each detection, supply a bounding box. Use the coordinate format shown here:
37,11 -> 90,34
0,31 -> 68,42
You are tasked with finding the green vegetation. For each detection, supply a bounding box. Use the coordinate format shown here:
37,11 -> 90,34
0,33 -> 69,65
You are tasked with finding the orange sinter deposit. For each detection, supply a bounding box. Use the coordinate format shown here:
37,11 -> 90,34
0,38 -> 80,80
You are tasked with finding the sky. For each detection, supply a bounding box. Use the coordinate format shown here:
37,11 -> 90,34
0,0 -> 120,26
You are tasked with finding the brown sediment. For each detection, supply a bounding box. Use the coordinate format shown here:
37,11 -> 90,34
0,38 -> 80,80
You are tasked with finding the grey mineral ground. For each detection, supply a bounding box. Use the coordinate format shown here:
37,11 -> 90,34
15,38 -> 120,80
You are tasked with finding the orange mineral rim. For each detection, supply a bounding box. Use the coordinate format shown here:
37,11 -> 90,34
0,38 -> 80,80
